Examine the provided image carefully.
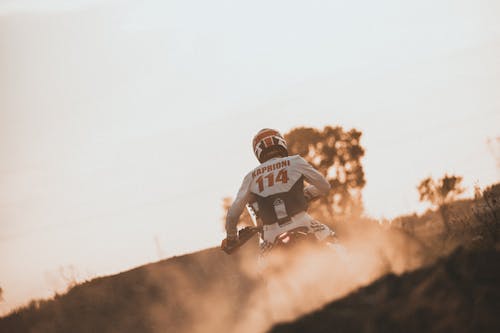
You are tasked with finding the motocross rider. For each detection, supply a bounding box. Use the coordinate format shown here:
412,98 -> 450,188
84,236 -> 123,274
223,128 -> 334,252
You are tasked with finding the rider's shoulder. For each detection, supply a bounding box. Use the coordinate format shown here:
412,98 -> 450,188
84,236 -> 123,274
243,170 -> 254,181
289,154 -> 307,164
267,155 -> 307,165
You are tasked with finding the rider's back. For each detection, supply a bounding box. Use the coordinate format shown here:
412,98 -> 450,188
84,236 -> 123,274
250,155 -> 306,224
247,155 -> 329,225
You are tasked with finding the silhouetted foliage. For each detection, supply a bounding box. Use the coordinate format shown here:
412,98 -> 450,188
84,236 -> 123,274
417,174 -> 465,232
482,183 -> 500,209
285,126 -> 366,220
473,183 -> 500,243
0,287 -> 3,302
418,175 -> 464,206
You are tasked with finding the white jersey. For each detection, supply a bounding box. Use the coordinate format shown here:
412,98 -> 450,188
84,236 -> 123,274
225,155 -> 330,238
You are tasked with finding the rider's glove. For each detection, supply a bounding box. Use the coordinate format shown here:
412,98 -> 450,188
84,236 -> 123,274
221,235 -> 239,253
226,235 -> 238,248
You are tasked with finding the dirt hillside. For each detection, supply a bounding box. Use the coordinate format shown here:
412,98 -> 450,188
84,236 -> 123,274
270,247 -> 500,333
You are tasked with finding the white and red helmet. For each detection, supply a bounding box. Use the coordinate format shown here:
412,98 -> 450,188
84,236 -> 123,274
252,128 -> 288,163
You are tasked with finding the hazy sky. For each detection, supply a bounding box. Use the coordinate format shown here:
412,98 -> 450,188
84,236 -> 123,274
1,0 -> 499,314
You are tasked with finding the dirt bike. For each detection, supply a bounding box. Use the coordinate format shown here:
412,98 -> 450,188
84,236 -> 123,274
221,195 -> 346,257
222,223 -> 344,255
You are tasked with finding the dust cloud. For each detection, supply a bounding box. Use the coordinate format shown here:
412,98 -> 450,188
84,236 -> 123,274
145,220 -> 427,333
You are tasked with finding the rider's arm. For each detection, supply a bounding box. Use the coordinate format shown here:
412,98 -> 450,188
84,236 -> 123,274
225,172 -> 253,239
294,156 -> 331,197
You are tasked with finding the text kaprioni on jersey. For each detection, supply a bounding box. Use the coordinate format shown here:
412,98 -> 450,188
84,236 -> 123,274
252,160 -> 291,178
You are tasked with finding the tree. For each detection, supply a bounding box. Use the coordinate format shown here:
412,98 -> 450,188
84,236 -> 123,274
285,126 -> 366,221
0,286 -> 3,302
417,174 -> 465,232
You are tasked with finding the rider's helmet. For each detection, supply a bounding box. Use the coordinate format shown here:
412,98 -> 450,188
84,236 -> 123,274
252,128 -> 288,163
